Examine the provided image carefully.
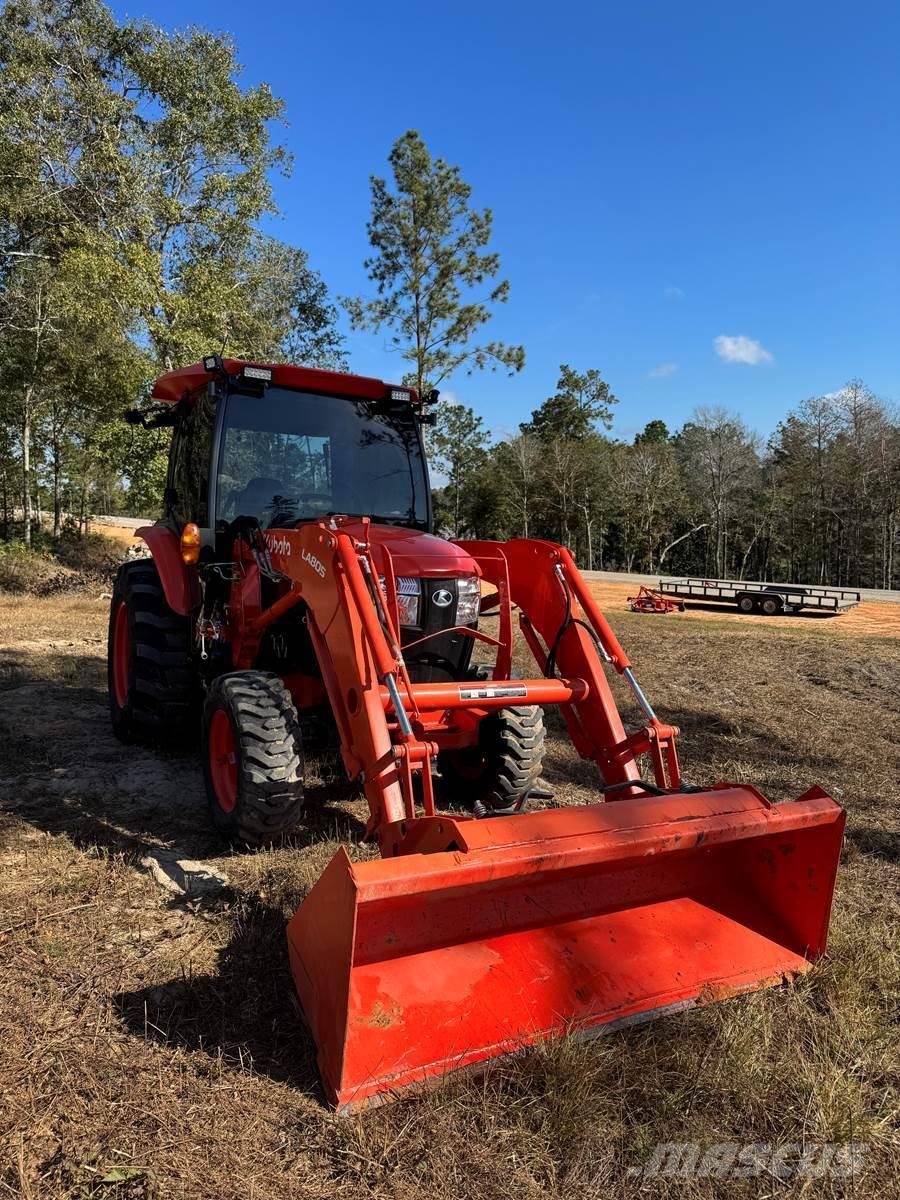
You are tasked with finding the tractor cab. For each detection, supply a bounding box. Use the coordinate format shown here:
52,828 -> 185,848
215,384 -> 429,533
155,359 -> 432,546
141,358 -> 477,686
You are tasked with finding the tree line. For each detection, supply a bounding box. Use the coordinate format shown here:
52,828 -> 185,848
430,376 -> 900,590
2,2 -> 897,592
0,3 -> 522,546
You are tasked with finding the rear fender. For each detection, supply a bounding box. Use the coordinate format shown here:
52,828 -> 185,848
136,525 -> 199,616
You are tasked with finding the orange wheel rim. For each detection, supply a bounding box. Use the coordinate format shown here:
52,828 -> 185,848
209,709 -> 238,813
447,747 -> 487,783
112,602 -> 130,709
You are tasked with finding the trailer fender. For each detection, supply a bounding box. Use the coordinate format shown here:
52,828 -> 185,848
136,525 -> 199,616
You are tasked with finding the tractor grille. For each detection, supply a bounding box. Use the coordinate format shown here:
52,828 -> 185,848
401,577 -> 475,684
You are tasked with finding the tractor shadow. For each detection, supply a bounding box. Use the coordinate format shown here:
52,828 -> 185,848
112,894 -> 327,1100
0,645 -> 366,861
0,644 -> 355,1104
539,704 -> 841,797
845,825 -> 900,865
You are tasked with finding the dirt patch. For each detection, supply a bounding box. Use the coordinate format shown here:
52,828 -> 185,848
0,594 -> 897,1198
92,522 -> 144,548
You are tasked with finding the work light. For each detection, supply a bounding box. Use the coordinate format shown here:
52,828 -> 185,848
242,365 -> 273,383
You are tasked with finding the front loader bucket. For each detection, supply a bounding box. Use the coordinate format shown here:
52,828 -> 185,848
287,786 -> 844,1112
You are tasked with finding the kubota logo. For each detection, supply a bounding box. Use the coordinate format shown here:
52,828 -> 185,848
302,548 -> 327,579
265,534 -> 291,558
432,588 -> 453,607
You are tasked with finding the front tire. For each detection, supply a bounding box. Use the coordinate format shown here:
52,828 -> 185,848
107,559 -> 199,745
438,668 -> 545,814
202,671 -> 305,844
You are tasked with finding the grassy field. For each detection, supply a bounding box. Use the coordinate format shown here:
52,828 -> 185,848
0,585 -> 897,1199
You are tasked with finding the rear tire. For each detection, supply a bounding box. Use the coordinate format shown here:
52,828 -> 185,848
202,671 -> 305,844
107,559 -> 199,745
737,594 -> 756,614
438,667 -> 545,814
761,595 -> 782,616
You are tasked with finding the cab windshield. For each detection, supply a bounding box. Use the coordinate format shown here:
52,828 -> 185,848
215,387 -> 429,530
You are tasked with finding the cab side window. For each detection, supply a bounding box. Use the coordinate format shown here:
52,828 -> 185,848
168,395 -> 215,528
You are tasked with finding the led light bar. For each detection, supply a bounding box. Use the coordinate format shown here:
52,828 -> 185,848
242,365 -> 273,383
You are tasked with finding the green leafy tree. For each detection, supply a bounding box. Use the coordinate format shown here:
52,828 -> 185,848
429,401 -> 489,538
0,0 -> 147,542
635,418 -> 670,445
343,130 -> 524,397
521,365 -> 617,441
0,0 -> 345,533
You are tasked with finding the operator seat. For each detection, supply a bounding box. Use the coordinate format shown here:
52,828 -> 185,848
230,476 -> 288,523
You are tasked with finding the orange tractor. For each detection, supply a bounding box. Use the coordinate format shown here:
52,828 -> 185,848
109,358 -> 845,1111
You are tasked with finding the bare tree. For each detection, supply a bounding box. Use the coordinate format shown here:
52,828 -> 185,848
497,432 -> 542,538
676,408 -> 758,577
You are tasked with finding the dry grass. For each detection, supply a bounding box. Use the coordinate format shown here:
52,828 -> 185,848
0,596 -> 898,1199
0,534 -> 121,598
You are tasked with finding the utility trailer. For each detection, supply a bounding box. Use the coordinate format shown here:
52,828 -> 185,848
658,577 -> 861,616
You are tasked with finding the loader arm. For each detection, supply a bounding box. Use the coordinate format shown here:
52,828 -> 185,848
240,519 -> 845,1112
253,525 -> 683,852
458,539 -> 683,793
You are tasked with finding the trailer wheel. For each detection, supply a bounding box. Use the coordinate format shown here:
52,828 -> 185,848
761,595 -> 782,616
107,559 -> 199,745
202,671 -> 305,844
737,594 -> 756,614
437,667 -> 545,814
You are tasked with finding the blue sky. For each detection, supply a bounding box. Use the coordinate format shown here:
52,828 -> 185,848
115,0 -> 898,443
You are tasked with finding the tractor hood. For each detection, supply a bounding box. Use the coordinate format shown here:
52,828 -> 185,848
339,521 -> 479,580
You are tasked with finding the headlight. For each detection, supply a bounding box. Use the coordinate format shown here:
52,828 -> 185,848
456,575 -> 481,625
381,575 -> 420,626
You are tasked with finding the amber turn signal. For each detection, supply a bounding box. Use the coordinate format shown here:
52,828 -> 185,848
180,522 -> 201,564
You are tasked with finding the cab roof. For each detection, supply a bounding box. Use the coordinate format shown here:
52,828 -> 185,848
151,359 -> 419,406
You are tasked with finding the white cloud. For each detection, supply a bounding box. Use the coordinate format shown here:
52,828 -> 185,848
648,362 -> 678,379
714,335 -> 774,366
664,286 -> 685,300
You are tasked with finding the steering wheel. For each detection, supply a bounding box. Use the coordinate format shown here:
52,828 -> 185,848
266,493 -> 333,524
292,493 -> 333,511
